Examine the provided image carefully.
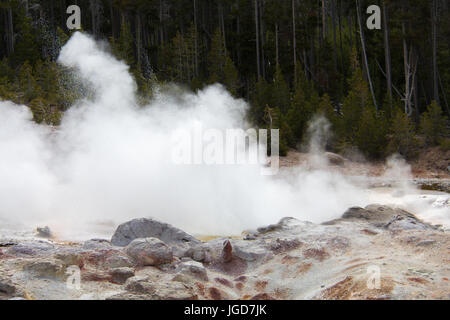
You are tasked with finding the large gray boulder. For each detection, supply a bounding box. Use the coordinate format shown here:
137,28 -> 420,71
125,238 -> 173,266
341,204 -> 436,230
111,218 -> 201,257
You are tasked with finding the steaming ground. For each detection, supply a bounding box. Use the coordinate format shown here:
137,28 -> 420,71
0,32 -> 448,241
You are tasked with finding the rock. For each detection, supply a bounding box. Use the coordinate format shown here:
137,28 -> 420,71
36,226 -> 52,238
110,267 -> 135,284
7,241 -> 54,256
104,254 -> 134,269
125,238 -> 173,266
0,240 -> 17,247
111,218 -> 200,256
82,239 -> 112,250
153,282 -> 197,300
106,292 -> 152,300
176,261 -> 208,281
268,238 -> 303,254
54,248 -> 85,267
0,278 -> 17,296
257,217 -> 305,233
342,205 -> 435,230
233,241 -> 272,262
81,269 -> 111,282
125,276 -> 156,294
184,244 -> 212,263
384,215 -> 434,231
243,232 -> 258,240
23,259 -> 65,278
325,152 -> 346,166
222,240 -> 233,263
416,240 -> 436,247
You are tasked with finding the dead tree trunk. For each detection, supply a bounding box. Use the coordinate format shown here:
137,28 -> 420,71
431,0 -> 440,104
254,0 -> 261,80
194,0 -> 199,77
5,6 -> 14,56
275,23 -> 279,67
292,0 -> 297,84
356,0 -> 378,111
382,1 -> 393,109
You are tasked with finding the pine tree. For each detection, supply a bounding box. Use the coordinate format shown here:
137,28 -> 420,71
13,14 -> 39,66
16,61 -> 37,103
111,20 -> 135,66
223,55 -> 239,96
250,79 -> 271,125
270,65 -> 290,114
208,28 -> 226,84
355,106 -> 388,159
388,108 -> 417,158
420,101 -> 448,145
339,47 -> 369,144
286,73 -> 317,145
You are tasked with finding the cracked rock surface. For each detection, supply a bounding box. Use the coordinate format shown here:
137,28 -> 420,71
0,205 -> 449,300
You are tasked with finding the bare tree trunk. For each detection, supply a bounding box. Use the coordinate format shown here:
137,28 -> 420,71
255,0 -> 261,80
356,0 -> 378,111
338,0 -> 344,72
347,14 -> 353,50
219,2 -> 226,51
292,0 -> 297,84
136,13 -> 142,68
402,19 -> 414,115
259,0 -> 265,79
382,1 -> 393,109
431,0 -> 440,104
237,1 -> 241,66
109,0 -> 115,38
331,0 -> 338,73
275,23 -> 279,67
90,0 -> 101,38
194,0 -> 199,77
5,6 -> 14,56
159,0 -> 164,45
322,0 -> 327,40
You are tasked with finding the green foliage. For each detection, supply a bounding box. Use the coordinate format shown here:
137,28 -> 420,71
439,138 -> 450,151
29,97 -> 62,125
208,28 -> 226,83
111,20 -> 135,66
13,14 -> 39,66
250,79 -> 271,125
355,107 -> 389,159
223,55 -> 239,96
387,108 -> 418,158
270,65 -> 290,113
0,0 -> 448,163
420,101 -> 448,145
286,79 -> 313,146
339,48 -> 370,144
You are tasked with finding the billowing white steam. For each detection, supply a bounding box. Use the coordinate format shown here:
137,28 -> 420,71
0,32 -> 442,240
